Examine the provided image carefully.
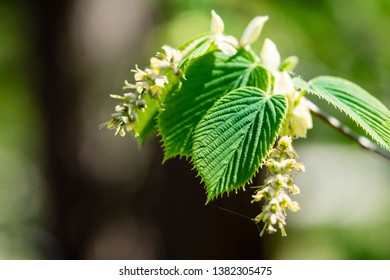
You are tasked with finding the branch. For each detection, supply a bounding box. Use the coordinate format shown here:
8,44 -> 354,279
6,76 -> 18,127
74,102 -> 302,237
306,100 -> 390,161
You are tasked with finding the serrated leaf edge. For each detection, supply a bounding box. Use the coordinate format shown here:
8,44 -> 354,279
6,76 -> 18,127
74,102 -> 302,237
192,86 -> 287,202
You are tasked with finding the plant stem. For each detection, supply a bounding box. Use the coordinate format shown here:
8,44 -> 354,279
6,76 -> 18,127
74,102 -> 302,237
306,100 -> 390,161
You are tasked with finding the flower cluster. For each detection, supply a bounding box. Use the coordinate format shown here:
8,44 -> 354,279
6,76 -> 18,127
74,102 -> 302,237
259,38 -> 313,138
210,10 -> 269,56
252,136 -> 304,236
102,46 -> 182,137
209,10 -> 238,56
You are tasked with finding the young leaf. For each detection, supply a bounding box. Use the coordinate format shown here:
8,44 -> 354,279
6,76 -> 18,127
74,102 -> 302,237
294,76 -> 390,151
159,50 -> 271,160
192,87 -> 287,202
292,77 -> 311,93
178,34 -> 215,70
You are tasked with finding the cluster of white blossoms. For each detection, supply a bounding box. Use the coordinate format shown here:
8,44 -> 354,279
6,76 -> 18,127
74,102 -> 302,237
260,38 -> 313,138
104,45 -> 182,136
129,45 -> 181,98
252,136 -> 304,236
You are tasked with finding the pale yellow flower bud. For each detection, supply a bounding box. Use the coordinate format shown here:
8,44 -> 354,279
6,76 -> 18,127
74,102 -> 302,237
290,98 -> 313,138
110,94 -> 125,100
241,16 -> 269,46
260,38 -> 280,72
106,120 -> 116,130
133,66 -> 150,81
115,105 -> 124,112
252,192 -> 264,202
273,71 -> 295,97
282,159 -> 305,172
280,56 -> 299,71
214,39 -> 237,56
266,158 -> 281,172
270,214 -> 277,225
134,82 -> 147,93
278,136 -> 293,151
162,45 -> 182,64
115,126 -> 126,137
150,57 -> 168,74
287,201 -> 300,212
289,184 -> 301,195
155,76 -> 168,88
267,224 -> 277,233
210,10 -> 225,34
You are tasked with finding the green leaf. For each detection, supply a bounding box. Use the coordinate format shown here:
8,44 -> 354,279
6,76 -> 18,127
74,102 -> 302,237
192,87 -> 287,202
158,50 -> 271,160
295,76 -> 390,151
134,95 -> 159,145
178,34 -> 215,70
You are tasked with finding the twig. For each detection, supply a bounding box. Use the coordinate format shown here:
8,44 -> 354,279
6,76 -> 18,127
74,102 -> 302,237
306,100 -> 390,161
209,203 -> 253,221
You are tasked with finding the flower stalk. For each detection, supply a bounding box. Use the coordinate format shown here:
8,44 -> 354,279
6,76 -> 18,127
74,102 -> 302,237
252,136 -> 304,236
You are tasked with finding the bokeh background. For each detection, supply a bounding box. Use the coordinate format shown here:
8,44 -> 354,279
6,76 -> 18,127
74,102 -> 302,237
1,0 -> 390,259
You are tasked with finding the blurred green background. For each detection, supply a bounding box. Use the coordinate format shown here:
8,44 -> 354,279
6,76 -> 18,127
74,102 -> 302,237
0,0 -> 390,259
